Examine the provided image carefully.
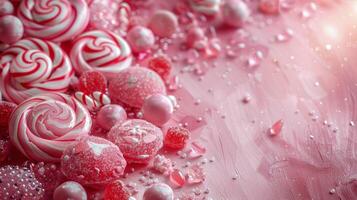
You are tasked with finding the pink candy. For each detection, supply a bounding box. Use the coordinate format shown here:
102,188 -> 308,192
97,104 -> 127,130
107,119 -> 163,164
149,10 -> 178,38
127,26 -> 155,53
142,94 -> 174,126
0,0 -> 14,16
143,183 -> 174,200
53,181 -> 87,200
0,15 -> 23,44
222,0 -> 250,28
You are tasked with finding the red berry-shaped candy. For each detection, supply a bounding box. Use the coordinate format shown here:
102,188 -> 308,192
61,136 -> 127,186
164,127 -> 190,149
0,101 -> 16,133
104,180 -> 131,200
79,71 -> 107,95
0,165 -> 45,199
148,56 -> 172,80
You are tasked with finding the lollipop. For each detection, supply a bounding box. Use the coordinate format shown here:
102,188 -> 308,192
17,0 -> 89,42
9,93 -> 92,162
0,38 -> 73,104
70,30 -> 132,78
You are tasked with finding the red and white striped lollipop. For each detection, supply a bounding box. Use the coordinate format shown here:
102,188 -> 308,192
70,30 -> 133,78
17,0 -> 89,42
9,93 -> 92,162
0,38 -> 73,104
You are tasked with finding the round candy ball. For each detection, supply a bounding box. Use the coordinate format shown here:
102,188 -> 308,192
61,136 -> 127,186
0,1 -> 13,16
142,94 -> 173,126
148,10 -> 178,38
97,104 -> 127,130
108,67 -> 166,108
127,26 -> 155,53
107,119 -> 163,164
143,183 -> 174,200
53,181 -> 87,200
0,15 -> 23,44
222,0 -> 250,28
186,27 -> 207,49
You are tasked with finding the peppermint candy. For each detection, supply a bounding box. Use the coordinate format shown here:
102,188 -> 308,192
17,0 -> 90,42
189,0 -> 222,15
0,38 -> 73,104
117,2 -> 131,36
74,91 -> 111,111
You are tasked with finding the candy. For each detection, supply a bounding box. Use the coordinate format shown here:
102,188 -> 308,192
61,136 -> 127,186
148,10 -> 178,38
0,138 -> 11,162
109,67 -> 166,108
0,0 -> 14,16
70,30 -> 132,78
107,119 -> 163,164
186,164 -> 205,184
143,183 -> 174,200
9,93 -> 92,162
74,91 -> 111,111
189,0 -> 221,15
142,94 -> 173,126
53,181 -> 87,200
0,38 -> 73,104
0,101 -> 16,133
186,26 -> 207,49
127,26 -> 155,53
17,0 -> 89,42
0,15 -> 23,44
164,127 -> 190,149
259,0 -> 280,15
222,0 -> 250,28
97,104 -> 127,130
79,71 -> 107,95
104,180 -> 131,200
169,169 -> 186,187
0,165 -> 44,199
152,154 -> 173,175
147,56 -> 172,81
117,2 -> 131,36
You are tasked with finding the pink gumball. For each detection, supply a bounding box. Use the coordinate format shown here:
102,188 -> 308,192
0,1 -> 13,16
186,26 -> 207,49
97,104 -> 127,130
149,10 -> 178,38
127,26 -> 155,53
143,183 -> 174,200
142,94 -> 173,126
0,15 -> 23,44
53,181 -> 87,200
222,0 -> 250,28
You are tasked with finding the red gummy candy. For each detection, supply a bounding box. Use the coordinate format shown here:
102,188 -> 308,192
148,56 -> 172,80
164,127 -> 190,149
79,71 -> 107,95
104,180 -> 131,200
0,101 -> 16,134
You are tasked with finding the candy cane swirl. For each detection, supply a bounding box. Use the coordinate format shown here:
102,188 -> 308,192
70,30 -> 132,78
9,93 -> 92,162
189,0 -> 221,15
18,0 -> 89,42
0,38 -> 73,104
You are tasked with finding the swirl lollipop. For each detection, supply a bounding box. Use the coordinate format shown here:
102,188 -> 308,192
17,0 -> 89,42
70,30 -> 133,78
9,93 -> 92,162
0,38 -> 73,104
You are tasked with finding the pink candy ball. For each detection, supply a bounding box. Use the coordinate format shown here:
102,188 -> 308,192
186,26 -> 207,49
142,94 -> 173,126
0,15 -> 23,44
149,10 -> 178,38
127,26 -> 155,53
143,183 -> 174,200
97,104 -> 127,130
53,181 -> 87,200
222,0 -> 250,28
109,67 -> 166,108
0,1 -> 13,16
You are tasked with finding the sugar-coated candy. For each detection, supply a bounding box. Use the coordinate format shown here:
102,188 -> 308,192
0,38 -> 73,104
142,94 -> 174,126
147,56 -> 172,81
0,138 -> 10,162
0,0 -> 13,16
222,0 -> 250,28
164,127 -> 190,149
109,67 -> 166,108
143,183 -> 174,200
79,71 -> 107,95
53,181 -> 87,200
61,136 -> 127,186
70,30 -> 132,78
127,26 -> 155,53
0,165 -> 44,199
0,15 -> 23,44
97,104 -> 127,130
108,119 -> 163,164
17,0 -> 90,42
104,180 -> 131,200
0,101 -> 16,134
152,154 -> 173,175
9,93 -> 92,162
149,10 -> 178,38
189,0 -> 221,16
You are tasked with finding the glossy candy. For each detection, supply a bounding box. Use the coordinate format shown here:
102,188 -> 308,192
143,183 -> 174,200
53,181 -> 87,200
97,104 -> 127,130
127,26 -> 155,53
142,94 -> 173,126
0,15 -> 23,44
149,10 -> 178,38
189,0 -> 221,15
222,0 -> 250,28
164,127 -> 190,149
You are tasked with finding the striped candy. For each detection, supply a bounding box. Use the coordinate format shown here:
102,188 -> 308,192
75,91 -> 111,111
9,93 -> 92,162
189,0 -> 221,15
0,38 -> 73,104
117,2 -> 131,36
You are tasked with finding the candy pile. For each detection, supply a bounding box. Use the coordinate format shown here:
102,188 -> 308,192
0,0 -> 287,199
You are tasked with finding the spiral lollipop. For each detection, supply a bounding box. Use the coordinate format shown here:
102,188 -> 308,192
9,93 -> 92,162
17,0 -> 89,42
70,30 -> 132,78
0,38 -> 73,104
